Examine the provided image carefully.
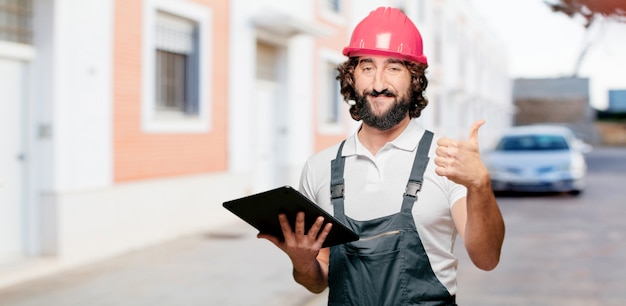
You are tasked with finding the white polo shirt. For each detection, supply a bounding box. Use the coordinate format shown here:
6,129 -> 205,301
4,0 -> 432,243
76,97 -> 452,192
299,119 -> 466,295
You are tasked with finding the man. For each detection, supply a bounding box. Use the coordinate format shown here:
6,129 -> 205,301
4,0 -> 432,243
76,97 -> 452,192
258,6 -> 504,305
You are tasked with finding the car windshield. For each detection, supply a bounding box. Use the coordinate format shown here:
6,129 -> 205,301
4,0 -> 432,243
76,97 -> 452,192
496,135 -> 570,151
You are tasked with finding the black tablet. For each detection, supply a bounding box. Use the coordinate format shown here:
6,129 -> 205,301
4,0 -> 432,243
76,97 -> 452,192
222,185 -> 359,248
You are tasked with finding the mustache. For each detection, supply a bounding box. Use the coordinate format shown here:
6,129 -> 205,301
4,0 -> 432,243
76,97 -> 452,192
365,89 -> 396,97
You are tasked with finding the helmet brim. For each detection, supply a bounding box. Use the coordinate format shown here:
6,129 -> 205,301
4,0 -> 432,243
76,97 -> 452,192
343,47 -> 428,65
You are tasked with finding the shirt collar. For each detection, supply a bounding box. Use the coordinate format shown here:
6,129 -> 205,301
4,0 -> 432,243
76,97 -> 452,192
342,119 -> 426,156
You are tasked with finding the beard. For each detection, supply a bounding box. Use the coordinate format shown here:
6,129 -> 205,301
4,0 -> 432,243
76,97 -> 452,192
356,89 -> 411,131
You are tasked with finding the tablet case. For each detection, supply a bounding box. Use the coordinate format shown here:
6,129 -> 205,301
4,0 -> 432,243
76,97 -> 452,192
222,185 -> 359,248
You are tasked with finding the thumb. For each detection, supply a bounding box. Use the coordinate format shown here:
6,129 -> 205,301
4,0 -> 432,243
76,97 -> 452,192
257,233 -> 282,248
468,119 -> 486,144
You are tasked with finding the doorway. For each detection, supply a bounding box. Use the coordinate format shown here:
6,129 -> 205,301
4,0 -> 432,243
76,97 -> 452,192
0,57 -> 27,264
253,41 -> 288,192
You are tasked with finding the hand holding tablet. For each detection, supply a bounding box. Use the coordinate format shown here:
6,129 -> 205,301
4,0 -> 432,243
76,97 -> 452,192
223,186 -> 359,248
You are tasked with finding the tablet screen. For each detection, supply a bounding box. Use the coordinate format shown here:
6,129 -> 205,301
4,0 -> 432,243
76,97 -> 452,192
223,185 -> 359,248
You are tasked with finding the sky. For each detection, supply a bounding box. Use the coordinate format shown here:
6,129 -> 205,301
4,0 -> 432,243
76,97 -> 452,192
469,0 -> 626,110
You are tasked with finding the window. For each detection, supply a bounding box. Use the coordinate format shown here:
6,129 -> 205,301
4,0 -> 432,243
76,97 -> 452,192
155,12 -> 199,115
142,0 -> 212,133
318,49 -> 346,134
433,9 -> 442,65
497,135 -> 570,151
416,0 -> 426,23
393,0 -> 407,14
0,0 -> 32,44
324,61 -> 340,124
320,0 -> 344,24
326,0 -> 341,13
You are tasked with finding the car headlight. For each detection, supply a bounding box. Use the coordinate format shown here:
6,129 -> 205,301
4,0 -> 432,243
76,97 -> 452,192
558,162 -> 571,171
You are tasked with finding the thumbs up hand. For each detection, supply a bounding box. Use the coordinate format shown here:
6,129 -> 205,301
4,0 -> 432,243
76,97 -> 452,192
434,120 -> 490,189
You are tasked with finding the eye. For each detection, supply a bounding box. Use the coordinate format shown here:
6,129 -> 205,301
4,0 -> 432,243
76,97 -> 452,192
359,65 -> 375,74
384,64 -> 406,77
387,65 -> 404,73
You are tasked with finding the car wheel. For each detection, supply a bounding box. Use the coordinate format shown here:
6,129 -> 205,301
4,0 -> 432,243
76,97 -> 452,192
569,190 -> 582,196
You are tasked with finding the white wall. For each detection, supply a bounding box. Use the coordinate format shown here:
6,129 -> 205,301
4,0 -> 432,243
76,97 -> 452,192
228,0 -> 257,175
0,42 -> 35,263
49,173 -> 244,264
51,0 -> 114,191
228,0 -> 320,190
419,0 -> 512,146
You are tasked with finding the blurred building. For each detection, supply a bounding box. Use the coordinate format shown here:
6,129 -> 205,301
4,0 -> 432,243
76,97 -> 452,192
608,89 -> 626,112
595,89 -> 626,146
513,77 -> 598,143
0,0 -> 511,288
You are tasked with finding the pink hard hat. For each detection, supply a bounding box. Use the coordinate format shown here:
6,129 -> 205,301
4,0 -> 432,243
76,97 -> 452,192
343,7 -> 427,65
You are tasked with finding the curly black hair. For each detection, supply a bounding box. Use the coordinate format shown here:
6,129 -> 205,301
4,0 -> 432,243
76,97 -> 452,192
336,57 -> 429,121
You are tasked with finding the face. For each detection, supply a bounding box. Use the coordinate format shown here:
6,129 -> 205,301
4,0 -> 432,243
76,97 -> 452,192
353,56 -> 412,130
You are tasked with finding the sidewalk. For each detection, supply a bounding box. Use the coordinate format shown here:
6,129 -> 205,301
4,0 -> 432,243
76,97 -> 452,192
0,221 -> 328,306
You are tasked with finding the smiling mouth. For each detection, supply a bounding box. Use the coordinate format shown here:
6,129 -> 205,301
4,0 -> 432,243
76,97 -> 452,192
368,89 -> 396,98
367,97 -> 395,114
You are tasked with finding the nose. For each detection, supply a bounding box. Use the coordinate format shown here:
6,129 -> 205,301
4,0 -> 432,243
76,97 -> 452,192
372,69 -> 387,92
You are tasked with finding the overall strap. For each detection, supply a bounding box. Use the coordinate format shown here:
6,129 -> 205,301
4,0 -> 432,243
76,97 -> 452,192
401,130 -> 434,213
330,140 -> 347,221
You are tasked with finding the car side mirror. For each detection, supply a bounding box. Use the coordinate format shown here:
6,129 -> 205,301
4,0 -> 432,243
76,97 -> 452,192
573,140 -> 592,154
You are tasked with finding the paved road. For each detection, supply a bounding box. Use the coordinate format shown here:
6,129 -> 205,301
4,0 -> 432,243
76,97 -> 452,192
0,222 -> 322,306
0,147 -> 624,306
456,146 -> 626,306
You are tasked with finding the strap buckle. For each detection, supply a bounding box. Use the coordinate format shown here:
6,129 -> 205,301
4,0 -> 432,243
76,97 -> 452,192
404,181 -> 422,198
331,184 -> 344,199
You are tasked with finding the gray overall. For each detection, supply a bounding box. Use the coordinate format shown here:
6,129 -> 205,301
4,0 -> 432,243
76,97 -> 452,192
328,130 -> 457,306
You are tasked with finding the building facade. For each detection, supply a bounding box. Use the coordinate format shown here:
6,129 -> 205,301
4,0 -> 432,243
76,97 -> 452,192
608,89 -> 626,112
513,77 -> 598,143
0,0 -> 511,288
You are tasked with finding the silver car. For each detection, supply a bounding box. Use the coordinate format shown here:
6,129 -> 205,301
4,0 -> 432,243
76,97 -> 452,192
484,125 -> 590,195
